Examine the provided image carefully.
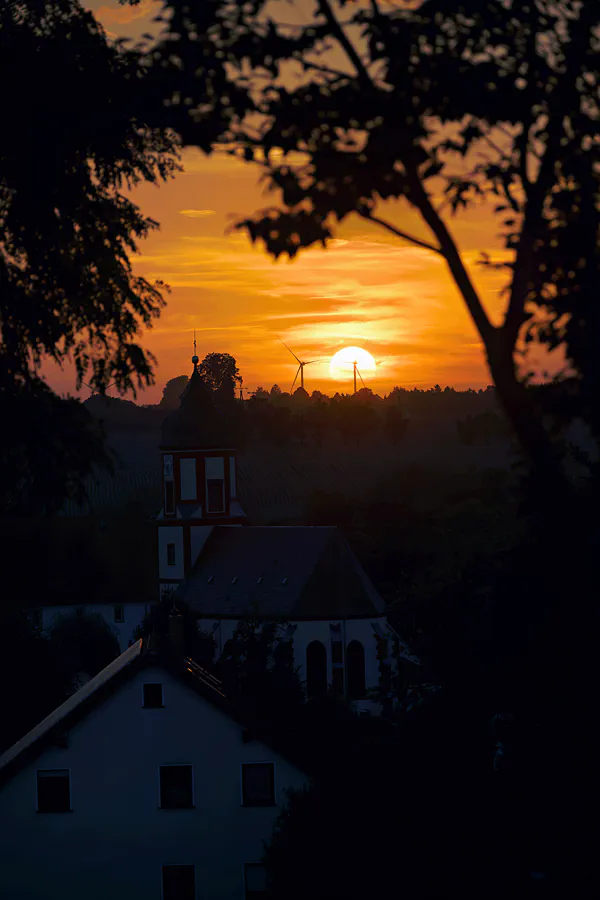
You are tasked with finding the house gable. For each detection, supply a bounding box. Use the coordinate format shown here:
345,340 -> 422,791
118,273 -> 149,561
0,657 -> 308,900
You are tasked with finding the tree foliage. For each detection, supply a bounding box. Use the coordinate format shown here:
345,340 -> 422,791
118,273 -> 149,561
150,0 -> 600,488
0,378 -> 111,516
159,374 -> 189,409
1,0 -> 178,394
46,611 -> 121,687
197,351 -> 242,406
0,0 -> 178,514
217,617 -> 305,727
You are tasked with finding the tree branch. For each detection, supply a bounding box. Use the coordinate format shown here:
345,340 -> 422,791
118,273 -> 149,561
360,212 -> 443,255
317,0 -> 373,89
405,163 -> 496,347
300,60 -> 352,81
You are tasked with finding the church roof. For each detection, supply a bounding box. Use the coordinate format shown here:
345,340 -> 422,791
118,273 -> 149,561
177,526 -> 386,620
160,365 -> 237,450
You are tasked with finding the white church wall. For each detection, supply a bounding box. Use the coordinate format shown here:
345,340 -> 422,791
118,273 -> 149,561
206,616 -> 386,695
0,665 -> 308,900
157,526 -> 184,581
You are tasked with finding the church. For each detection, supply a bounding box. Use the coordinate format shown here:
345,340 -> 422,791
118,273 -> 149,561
157,355 -> 418,712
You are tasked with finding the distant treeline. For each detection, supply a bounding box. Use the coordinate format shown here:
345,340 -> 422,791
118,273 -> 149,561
85,382 -> 508,447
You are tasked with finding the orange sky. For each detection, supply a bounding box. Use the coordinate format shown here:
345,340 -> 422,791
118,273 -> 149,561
47,1 -> 511,403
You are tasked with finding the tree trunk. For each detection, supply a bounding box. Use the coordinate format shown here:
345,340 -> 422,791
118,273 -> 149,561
485,341 -> 570,508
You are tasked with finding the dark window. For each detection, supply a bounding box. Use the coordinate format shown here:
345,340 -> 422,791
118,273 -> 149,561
30,609 -> 43,630
306,640 -> 327,699
162,865 -> 195,900
165,480 -> 175,515
159,765 -> 194,809
331,640 -> 343,665
245,863 -> 268,899
75,607 -> 83,617
347,640 -> 366,699
143,683 -> 164,708
166,543 -> 176,566
332,667 -> 344,697
37,770 -> 70,813
206,478 -> 225,513
114,604 -> 124,624
242,763 -> 275,807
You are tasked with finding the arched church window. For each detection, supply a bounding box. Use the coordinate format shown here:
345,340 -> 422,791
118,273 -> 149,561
306,641 -> 327,699
346,640 -> 366,699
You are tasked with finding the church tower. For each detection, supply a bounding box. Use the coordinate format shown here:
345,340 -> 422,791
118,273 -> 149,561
157,354 -> 246,597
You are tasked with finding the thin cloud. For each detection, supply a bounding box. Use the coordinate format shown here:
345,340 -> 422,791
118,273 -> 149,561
179,209 -> 217,218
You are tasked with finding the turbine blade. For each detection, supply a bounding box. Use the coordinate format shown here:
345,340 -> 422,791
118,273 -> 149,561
357,368 -> 366,388
278,337 -> 301,364
291,365 -> 300,393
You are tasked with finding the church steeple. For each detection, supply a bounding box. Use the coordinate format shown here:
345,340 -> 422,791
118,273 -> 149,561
157,348 -> 245,598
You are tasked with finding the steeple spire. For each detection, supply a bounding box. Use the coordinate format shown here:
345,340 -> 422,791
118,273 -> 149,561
192,330 -> 199,368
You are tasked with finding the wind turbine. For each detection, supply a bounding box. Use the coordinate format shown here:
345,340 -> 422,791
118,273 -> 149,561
279,339 -> 319,393
83,379 -> 119,397
351,359 -> 367,395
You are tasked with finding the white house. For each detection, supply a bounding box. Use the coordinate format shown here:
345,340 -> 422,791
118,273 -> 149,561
0,624 -> 309,900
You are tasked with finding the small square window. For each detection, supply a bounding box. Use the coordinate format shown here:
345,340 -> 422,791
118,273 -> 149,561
159,765 -> 194,809
167,543 -> 176,567
206,478 -> 225,513
114,604 -> 124,624
143,683 -> 164,708
162,865 -> 195,900
242,763 -> 275,807
244,863 -> 268,899
37,770 -> 71,813
331,641 -> 343,665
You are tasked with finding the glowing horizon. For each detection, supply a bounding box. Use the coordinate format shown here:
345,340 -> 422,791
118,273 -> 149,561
42,2 -> 511,405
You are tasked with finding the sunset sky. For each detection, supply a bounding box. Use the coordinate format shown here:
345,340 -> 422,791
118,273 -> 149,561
49,1 -> 512,404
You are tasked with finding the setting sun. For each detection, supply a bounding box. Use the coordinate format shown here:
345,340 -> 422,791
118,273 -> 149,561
330,347 -> 377,383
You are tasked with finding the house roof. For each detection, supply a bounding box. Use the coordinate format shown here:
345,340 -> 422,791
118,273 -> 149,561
160,365 -> 237,451
0,636 -> 310,788
177,525 -> 386,620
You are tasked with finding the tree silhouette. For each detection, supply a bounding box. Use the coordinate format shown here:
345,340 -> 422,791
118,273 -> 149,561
159,375 -> 189,409
197,352 -> 242,406
0,1 -> 178,513
151,0 -> 600,492
47,612 -> 121,689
